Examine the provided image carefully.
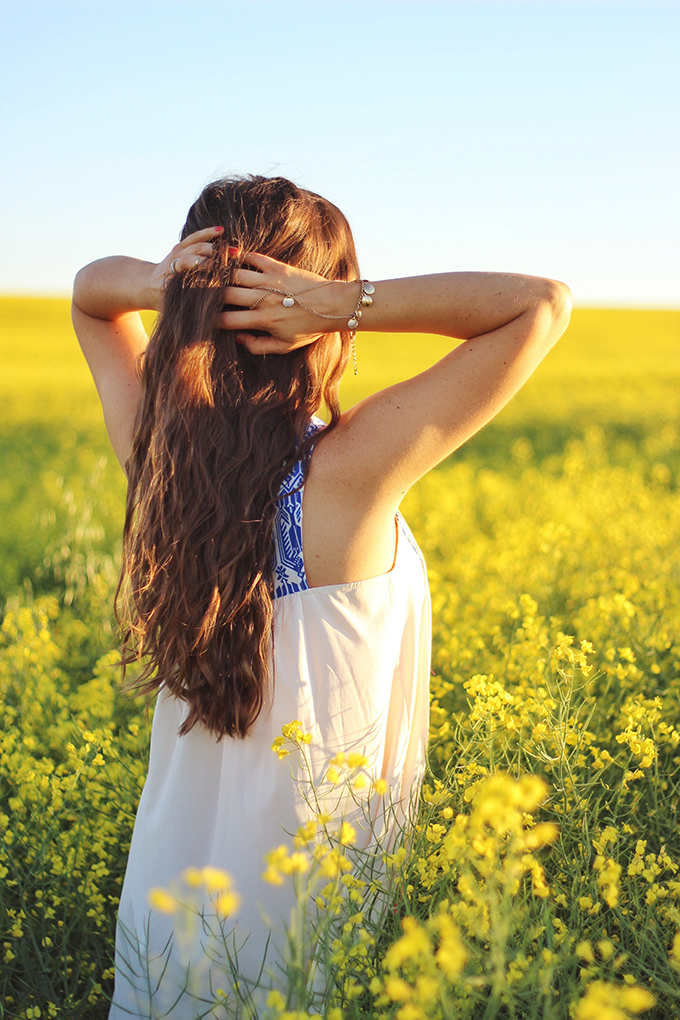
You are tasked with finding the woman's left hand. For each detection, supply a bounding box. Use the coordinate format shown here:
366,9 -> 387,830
149,226 -> 224,309
216,252 -> 357,354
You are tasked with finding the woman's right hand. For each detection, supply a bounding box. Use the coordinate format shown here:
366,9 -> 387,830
216,252 -> 361,354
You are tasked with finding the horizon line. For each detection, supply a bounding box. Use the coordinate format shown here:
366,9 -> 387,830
1,293 -> 679,313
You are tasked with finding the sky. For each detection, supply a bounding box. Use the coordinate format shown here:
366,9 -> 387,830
1,0 -> 678,305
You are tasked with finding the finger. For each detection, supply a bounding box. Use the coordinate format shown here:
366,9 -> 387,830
215,309 -> 264,331
236,333 -> 292,355
171,252 -> 209,273
222,285 -> 266,307
227,267 -> 273,288
239,251 -> 283,271
181,242 -> 215,258
180,226 -> 225,247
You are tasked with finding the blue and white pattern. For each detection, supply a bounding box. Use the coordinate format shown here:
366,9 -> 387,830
273,418 -> 326,599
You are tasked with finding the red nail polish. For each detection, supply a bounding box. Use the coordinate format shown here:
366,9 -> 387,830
214,225 -> 224,233
228,246 -> 239,257
234,337 -> 244,345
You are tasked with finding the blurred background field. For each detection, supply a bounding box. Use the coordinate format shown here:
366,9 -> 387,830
3,298 -> 680,1018
1,298 -> 679,602
3,299 -> 680,427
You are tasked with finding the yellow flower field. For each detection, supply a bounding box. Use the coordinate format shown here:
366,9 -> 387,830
1,298 -> 679,1018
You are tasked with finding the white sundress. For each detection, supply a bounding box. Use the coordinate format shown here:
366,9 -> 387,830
109,419 -> 431,1019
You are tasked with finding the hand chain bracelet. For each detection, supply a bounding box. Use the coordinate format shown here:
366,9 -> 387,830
249,279 -> 375,334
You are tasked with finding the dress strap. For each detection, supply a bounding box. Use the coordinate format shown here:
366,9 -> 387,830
273,417 -> 326,599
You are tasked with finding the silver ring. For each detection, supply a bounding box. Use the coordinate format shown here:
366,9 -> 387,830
169,258 -> 180,275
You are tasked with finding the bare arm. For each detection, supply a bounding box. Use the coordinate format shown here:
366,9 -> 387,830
72,258 -> 153,469
337,273 -> 570,499
71,228 -> 222,468
218,258 -> 572,502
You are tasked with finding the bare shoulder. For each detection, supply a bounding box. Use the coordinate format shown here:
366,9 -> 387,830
311,409 -> 382,499
301,413 -> 401,587
312,285 -> 571,512
308,386 -> 432,516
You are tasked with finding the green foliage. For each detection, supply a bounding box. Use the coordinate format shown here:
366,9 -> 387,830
1,300 -> 680,1018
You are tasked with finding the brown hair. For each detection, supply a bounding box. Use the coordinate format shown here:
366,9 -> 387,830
116,176 -> 360,739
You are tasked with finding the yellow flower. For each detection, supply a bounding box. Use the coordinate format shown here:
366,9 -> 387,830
281,720 -> 302,739
384,975 -> 414,1002
620,987 -> 655,1011
576,941 -> 595,963
266,989 -> 286,1010
523,822 -> 559,850
262,866 -> 285,886
595,856 -> 622,908
286,852 -> 310,874
339,821 -> 356,846
294,820 -> 318,847
201,866 -> 233,892
148,888 -> 177,914
319,849 -> 352,878
215,891 -> 241,916
386,846 -> 408,870
262,845 -> 289,884
574,980 -> 654,1019
385,917 -> 431,969
433,915 -> 468,978
598,940 -> 615,961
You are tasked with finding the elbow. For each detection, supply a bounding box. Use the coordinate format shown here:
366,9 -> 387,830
538,279 -> 572,345
546,279 -> 572,330
72,267 -> 86,312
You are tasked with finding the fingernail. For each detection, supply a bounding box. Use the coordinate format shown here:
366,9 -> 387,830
214,225 -> 224,233
228,246 -> 239,257
234,337 -> 244,345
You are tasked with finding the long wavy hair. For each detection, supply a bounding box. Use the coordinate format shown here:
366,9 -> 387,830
116,176 -> 360,739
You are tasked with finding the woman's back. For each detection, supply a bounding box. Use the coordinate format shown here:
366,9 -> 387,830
109,418 -> 431,1017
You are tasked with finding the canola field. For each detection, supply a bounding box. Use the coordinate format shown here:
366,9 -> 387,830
1,298 -> 680,1019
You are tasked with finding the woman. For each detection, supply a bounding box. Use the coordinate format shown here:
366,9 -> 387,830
72,175 -> 571,1018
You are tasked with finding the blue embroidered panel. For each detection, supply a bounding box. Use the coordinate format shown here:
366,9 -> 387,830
273,418 -> 325,599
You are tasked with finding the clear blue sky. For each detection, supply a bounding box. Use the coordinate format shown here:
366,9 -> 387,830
1,0 -> 678,304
